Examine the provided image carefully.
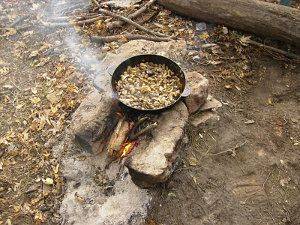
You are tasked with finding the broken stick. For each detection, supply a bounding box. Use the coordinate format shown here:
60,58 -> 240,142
107,0 -> 156,29
246,39 -> 300,60
91,33 -> 171,44
73,15 -> 106,25
99,8 -> 168,37
210,141 -> 247,156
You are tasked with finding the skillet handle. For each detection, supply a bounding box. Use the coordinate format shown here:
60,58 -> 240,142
181,84 -> 191,97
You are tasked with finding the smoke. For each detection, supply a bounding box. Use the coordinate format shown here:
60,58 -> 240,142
40,0 -> 104,80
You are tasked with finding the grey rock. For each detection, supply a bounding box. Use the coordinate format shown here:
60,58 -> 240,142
126,102 -> 189,186
184,71 -> 209,114
191,111 -> 220,127
70,90 -> 114,153
200,95 -> 222,111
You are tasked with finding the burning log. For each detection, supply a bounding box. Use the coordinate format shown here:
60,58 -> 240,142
106,117 -> 133,158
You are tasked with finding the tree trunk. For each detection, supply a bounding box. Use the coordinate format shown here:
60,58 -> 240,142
158,0 -> 300,45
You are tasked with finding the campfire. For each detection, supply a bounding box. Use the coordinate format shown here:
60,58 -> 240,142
98,102 -> 159,164
72,40 -> 210,186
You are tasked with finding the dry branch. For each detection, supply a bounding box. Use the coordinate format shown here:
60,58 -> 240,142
91,33 -> 171,44
246,39 -> 300,60
107,0 -> 156,29
73,15 -> 106,25
99,8 -> 168,37
158,0 -> 300,45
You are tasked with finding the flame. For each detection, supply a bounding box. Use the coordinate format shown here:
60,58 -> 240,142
120,141 -> 136,157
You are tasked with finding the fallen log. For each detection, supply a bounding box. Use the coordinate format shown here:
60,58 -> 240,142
158,0 -> 300,45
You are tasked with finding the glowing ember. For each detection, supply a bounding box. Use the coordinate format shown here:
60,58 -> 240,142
120,141 -> 136,157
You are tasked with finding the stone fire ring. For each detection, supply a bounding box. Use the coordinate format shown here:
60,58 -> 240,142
71,40 -> 209,186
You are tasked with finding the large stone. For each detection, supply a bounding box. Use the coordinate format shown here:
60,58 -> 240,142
184,71 -> 209,114
191,111 -> 220,127
126,101 -> 189,186
70,90 -> 114,153
200,95 -> 222,111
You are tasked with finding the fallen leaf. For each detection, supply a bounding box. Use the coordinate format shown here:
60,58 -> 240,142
208,60 -> 222,65
268,98 -> 274,105
46,92 -> 60,104
0,67 -> 10,75
225,84 -> 232,89
167,192 -> 177,198
43,177 -> 54,185
198,32 -> 209,40
30,97 -> 41,104
189,157 -> 198,166
3,84 -> 13,89
240,36 -> 251,46
3,28 -> 17,37
6,219 -> 12,225
245,119 -> 255,124
16,104 -> 24,109
28,50 -> 39,59
31,87 -> 38,94
75,192 -> 85,203
53,164 -> 59,174
34,211 -> 43,221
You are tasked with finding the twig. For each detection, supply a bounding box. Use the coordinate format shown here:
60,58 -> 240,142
129,122 -> 158,140
262,168 -> 275,190
210,141 -> 247,156
73,16 -> 106,25
247,39 -> 300,60
98,8 -> 167,37
90,33 -> 171,44
137,11 -> 159,25
107,0 -> 156,29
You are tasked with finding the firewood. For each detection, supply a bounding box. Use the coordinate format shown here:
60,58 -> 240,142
107,0 -> 156,29
98,8 -> 168,37
90,33 -> 171,43
107,118 -> 132,157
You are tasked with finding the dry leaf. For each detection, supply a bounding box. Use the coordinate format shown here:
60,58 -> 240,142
30,97 -> 41,104
31,87 -> 38,94
240,36 -> 251,46
0,67 -> 10,75
46,92 -> 60,104
43,177 -> 54,185
3,28 -> 17,37
53,164 -> 59,174
189,157 -> 198,166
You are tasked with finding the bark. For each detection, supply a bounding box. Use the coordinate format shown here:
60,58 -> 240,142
158,0 -> 300,45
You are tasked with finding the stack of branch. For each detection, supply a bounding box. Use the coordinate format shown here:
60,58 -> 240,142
91,0 -> 171,44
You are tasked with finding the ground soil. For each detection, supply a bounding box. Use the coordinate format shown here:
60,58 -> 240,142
0,0 -> 299,225
147,56 -> 300,225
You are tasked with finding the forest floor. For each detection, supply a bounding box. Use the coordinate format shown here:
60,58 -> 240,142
0,0 -> 299,225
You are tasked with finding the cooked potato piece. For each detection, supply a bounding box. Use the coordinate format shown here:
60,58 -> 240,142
116,62 -> 182,110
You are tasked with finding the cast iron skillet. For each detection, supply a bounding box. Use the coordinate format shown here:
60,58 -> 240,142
111,54 -> 190,112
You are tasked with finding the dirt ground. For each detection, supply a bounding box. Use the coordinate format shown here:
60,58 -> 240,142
0,0 -> 299,225
147,52 -> 300,225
